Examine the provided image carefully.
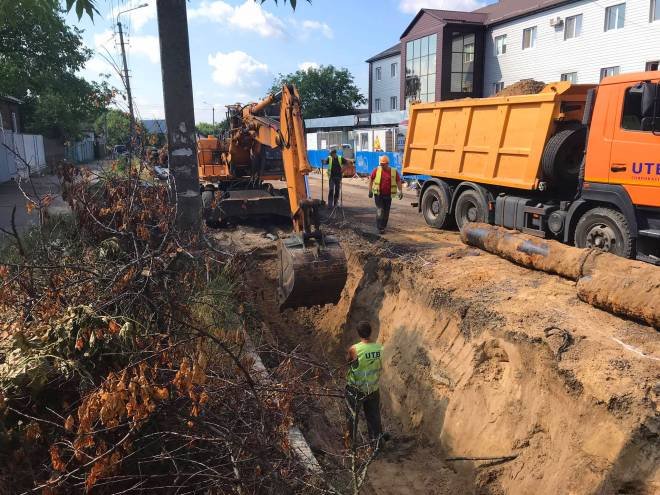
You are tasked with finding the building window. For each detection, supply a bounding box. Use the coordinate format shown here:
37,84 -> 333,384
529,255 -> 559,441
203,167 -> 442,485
600,66 -> 620,80
405,33 -> 437,105
494,34 -> 507,55
564,14 -> 582,39
646,60 -> 659,71
605,3 -> 625,31
391,62 -> 397,78
450,32 -> 475,94
375,98 -> 381,112
651,0 -> 660,21
493,82 -> 504,94
561,72 -> 578,83
390,96 -> 398,110
375,67 -> 381,81
522,26 -> 537,49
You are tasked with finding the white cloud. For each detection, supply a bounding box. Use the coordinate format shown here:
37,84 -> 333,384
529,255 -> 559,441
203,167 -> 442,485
129,35 -> 160,64
208,51 -> 269,87
111,0 -> 157,32
298,61 -> 320,71
399,0 -> 487,14
93,29 -> 159,65
189,1 -> 285,38
300,20 -> 333,39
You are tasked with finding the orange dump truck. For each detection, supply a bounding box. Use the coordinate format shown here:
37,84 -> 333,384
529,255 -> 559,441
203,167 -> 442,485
403,72 -> 660,264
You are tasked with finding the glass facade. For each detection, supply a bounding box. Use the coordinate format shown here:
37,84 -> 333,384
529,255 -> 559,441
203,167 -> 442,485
450,32 -> 475,93
405,33 -> 437,105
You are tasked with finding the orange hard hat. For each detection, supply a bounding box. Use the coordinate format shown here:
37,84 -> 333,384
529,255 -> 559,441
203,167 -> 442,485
379,155 -> 390,165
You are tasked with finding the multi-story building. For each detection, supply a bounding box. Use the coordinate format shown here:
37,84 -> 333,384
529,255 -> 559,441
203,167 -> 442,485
366,0 -> 660,109
367,44 -> 402,113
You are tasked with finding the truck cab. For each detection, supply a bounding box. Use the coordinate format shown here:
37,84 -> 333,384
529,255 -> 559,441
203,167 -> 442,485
575,72 -> 660,263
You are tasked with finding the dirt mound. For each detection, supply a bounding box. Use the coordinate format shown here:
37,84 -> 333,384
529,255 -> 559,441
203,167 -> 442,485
496,79 -> 546,96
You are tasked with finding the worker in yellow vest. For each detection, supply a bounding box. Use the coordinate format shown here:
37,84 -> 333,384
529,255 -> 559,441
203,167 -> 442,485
368,155 -> 403,234
326,149 -> 344,207
345,321 -> 384,447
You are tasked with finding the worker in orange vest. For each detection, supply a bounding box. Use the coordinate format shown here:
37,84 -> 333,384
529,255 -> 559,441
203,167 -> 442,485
368,155 -> 403,234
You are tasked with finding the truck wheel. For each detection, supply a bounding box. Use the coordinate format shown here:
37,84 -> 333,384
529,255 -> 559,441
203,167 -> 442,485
454,189 -> 487,231
541,127 -> 587,186
421,184 -> 451,229
574,207 -> 633,258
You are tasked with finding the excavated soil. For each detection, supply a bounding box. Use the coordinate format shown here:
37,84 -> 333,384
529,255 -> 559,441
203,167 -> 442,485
496,79 -> 546,97
214,223 -> 660,494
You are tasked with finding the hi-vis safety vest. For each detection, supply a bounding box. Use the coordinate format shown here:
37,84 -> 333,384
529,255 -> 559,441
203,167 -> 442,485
372,166 -> 398,196
326,155 -> 343,177
347,341 -> 383,395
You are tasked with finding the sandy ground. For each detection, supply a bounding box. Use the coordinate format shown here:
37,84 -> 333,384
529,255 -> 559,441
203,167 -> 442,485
209,174 -> 659,494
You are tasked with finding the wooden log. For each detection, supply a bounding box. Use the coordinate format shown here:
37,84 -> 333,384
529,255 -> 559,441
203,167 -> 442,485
461,223 -> 660,328
577,252 -> 660,329
460,223 -> 588,281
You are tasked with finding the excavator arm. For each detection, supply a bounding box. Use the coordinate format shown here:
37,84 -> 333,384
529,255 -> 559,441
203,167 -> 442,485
242,85 -> 347,310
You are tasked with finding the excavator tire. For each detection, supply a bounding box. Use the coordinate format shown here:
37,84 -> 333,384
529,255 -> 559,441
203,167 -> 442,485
278,235 -> 347,310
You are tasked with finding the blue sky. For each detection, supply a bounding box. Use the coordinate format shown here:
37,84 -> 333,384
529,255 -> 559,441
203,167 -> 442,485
69,0 -> 493,123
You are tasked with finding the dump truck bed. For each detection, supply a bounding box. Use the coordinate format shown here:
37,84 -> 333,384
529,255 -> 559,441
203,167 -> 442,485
402,82 -> 595,190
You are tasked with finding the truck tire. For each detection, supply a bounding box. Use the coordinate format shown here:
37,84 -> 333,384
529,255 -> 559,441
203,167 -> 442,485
454,189 -> 487,231
541,127 -> 586,186
574,207 -> 633,258
421,184 -> 451,229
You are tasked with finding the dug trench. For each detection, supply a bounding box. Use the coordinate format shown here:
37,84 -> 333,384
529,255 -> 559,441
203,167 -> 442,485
217,223 -> 659,495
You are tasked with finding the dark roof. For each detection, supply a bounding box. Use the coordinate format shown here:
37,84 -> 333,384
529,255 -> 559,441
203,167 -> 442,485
366,43 -> 401,63
475,0 -> 579,25
142,119 -> 167,134
399,1 -> 579,39
0,95 -> 23,104
400,9 -> 488,38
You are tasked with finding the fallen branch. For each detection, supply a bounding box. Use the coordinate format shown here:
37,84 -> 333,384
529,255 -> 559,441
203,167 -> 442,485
445,454 -> 518,462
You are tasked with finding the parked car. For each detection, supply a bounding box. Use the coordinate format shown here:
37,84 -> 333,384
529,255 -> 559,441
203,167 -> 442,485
112,145 -> 128,159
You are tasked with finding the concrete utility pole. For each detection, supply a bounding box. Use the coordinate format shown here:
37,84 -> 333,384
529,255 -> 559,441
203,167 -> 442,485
117,20 -> 135,161
156,0 -> 201,231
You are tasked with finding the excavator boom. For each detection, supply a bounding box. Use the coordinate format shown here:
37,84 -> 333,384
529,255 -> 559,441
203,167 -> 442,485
198,85 -> 347,310
275,85 -> 347,310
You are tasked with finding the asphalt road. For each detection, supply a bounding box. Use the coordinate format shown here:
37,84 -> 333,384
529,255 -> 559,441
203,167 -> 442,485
307,174 -> 461,250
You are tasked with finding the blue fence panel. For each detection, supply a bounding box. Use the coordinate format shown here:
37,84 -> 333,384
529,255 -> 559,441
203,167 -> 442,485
306,150 -> 429,184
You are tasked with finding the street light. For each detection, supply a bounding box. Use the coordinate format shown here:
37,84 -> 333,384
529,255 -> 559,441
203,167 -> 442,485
203,101 -> 215,125
116,3 -> 149,162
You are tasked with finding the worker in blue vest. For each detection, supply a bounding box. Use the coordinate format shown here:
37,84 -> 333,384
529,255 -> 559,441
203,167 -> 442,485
345,321 -> 384,448
368,155 -> 403,234
326,149 -> 344,208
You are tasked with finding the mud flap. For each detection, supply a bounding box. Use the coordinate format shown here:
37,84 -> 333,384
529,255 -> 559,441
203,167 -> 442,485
278,234 -> 347,310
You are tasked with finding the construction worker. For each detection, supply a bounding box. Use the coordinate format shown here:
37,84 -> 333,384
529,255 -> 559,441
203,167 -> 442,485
345,321 -> 383,447
368,155 -> 403,234
326,149 -> 344,208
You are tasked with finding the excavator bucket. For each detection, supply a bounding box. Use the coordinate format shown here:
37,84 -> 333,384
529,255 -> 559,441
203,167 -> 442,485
278,234 -> 348,310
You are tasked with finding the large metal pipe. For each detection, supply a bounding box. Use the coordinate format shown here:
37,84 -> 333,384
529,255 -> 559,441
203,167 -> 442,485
461,223 -> 660,328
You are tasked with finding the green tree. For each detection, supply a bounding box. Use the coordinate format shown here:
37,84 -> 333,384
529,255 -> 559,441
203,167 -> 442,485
269,65 -> 366,119
95,109 -> 130,147
0,2 -> 113,139
196,121 -> 228,137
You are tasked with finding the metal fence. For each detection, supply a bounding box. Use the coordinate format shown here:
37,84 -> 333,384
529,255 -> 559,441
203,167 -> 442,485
64,137 -> 95,163
308,150 -> 403,175
0,131 -> 46,183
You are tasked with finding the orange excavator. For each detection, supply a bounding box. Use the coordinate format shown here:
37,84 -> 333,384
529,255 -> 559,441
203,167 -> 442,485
197,85 -> 347,310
